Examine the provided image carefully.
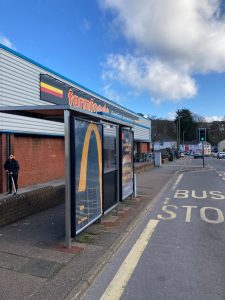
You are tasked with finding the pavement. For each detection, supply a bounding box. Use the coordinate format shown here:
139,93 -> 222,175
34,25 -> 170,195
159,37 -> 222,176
0,159 -> 184,300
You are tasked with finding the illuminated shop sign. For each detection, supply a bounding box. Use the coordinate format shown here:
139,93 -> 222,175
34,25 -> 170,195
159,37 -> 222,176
40,74 -> 139,123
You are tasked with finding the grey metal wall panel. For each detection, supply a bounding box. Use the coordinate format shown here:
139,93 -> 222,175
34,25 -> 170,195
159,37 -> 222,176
1,50 -> 99,135
133,125 -> 151,142
0,113 -> 64,135
133,118 -> 151,142
0,49 -> 49,106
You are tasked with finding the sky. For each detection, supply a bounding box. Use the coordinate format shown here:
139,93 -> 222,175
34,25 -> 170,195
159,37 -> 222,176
0,0 -> 225,121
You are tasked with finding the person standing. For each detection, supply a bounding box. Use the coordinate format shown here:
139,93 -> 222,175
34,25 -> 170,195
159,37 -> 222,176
4,154 -> 20,195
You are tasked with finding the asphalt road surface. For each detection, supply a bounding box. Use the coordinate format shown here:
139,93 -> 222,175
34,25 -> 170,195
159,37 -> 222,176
82,156 -> 225,300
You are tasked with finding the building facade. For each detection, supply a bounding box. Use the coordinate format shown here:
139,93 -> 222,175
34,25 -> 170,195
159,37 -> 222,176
0,43 -> 151,197
182,142 -> 211,156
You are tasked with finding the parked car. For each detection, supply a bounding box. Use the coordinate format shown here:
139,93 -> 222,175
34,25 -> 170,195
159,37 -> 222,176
217,152 -> 225,159
212,152 -> 218,157
180,152 -> 184,157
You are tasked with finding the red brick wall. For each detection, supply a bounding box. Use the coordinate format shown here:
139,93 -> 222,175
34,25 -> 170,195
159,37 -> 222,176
13,135 -> 65,188
138,142 -> 150,153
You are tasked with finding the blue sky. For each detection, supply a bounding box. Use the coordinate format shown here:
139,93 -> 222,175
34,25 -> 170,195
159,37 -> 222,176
1,0 -> 225,121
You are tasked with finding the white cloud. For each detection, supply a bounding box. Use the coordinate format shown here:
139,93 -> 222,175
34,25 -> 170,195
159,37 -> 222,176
167,112 -> 177,120
204,115 -> 225,122
0,34 -> 15,49
102,83 -> 122,103
100,0 -> 225,103
103,54 -> 197,102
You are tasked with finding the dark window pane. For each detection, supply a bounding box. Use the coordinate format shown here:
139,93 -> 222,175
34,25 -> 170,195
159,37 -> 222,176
104,125 -> 117,172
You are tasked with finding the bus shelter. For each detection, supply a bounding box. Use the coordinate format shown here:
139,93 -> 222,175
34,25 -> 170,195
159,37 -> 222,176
0,104 -> 134,248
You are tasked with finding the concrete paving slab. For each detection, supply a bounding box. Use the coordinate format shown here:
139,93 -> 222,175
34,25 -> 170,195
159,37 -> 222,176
0,252 -> 30,271
18,258 -> 63,278
0,242 -> 74,264
0,268 -> 45,300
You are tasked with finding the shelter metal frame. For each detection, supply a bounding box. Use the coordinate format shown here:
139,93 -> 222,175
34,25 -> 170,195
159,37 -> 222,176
0,105 -> 133,248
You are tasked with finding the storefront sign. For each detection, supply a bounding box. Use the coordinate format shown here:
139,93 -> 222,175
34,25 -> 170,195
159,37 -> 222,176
72,119 -> 103,234
121,129 -> 134,200
40,74 -> 139,123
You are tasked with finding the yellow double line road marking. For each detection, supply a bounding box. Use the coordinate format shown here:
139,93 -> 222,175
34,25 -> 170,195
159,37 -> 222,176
100,219 -> 159,300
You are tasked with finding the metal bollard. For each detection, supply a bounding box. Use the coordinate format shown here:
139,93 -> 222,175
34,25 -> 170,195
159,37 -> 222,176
134,173 -> 137,198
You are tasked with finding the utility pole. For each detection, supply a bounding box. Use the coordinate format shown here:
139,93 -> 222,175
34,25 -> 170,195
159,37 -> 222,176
177,116 -> 181,156
183,131 -> 185,151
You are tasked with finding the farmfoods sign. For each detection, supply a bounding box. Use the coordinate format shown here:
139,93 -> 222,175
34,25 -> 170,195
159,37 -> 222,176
40,74 -> 139,122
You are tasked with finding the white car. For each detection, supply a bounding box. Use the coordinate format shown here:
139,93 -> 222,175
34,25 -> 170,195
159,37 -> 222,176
212,152 -> 218,157
217,152 -> 225,159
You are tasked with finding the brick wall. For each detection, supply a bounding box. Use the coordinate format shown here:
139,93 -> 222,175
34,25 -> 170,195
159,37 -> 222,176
0,134 -> 65,193
14,135 -> 65,188
0,185 -> 65,227
138,142 -> 150,153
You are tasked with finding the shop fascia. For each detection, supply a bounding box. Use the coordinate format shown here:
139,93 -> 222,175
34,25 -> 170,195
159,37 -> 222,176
40,74 -> 139,124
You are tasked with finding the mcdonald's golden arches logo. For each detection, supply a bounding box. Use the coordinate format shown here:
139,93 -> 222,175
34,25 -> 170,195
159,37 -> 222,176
78,123 -> 102,211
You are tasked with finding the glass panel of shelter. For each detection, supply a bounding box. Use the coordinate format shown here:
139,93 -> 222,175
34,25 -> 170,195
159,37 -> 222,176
103,123 -> 119,213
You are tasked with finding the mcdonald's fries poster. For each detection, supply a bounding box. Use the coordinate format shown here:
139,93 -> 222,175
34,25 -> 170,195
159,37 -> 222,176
74,120 -> 103,233
122,129 -> 134,200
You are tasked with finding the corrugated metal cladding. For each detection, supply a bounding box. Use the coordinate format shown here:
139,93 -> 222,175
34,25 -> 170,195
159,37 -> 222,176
0,47 -> 151,142
0,112 -> 64,135
134,117 -> 151,142
133,124 -> 151,142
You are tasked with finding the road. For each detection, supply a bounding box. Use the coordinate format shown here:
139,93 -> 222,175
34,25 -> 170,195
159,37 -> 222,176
82,156 -> 225,300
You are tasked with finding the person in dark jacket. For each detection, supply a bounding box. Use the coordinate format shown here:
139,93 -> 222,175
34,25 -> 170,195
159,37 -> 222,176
4,154 -> 20,195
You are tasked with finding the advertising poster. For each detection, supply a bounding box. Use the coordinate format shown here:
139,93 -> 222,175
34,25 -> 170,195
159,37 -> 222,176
122,129 -> 134,200
74,119 -> 102,234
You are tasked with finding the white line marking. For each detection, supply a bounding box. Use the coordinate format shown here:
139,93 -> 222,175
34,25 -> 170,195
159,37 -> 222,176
172,174 -> 183,191
163,197 -> 171,204
100,219 -> 159,300
185,169 -> 213,174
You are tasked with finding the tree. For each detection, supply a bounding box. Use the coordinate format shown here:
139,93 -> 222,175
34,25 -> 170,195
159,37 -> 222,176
175,109 -> 198,142
207,121 -> 225,145
151,119 -> 176,141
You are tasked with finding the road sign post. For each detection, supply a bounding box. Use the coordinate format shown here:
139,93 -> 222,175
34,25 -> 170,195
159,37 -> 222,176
198,128 -> 206,168
202,141 -> 205,168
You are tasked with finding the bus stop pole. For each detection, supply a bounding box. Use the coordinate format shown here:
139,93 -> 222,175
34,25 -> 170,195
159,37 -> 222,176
64,110 -> 71,248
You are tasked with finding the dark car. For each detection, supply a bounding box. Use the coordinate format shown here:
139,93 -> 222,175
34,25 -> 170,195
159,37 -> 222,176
194,153 -> 203,159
